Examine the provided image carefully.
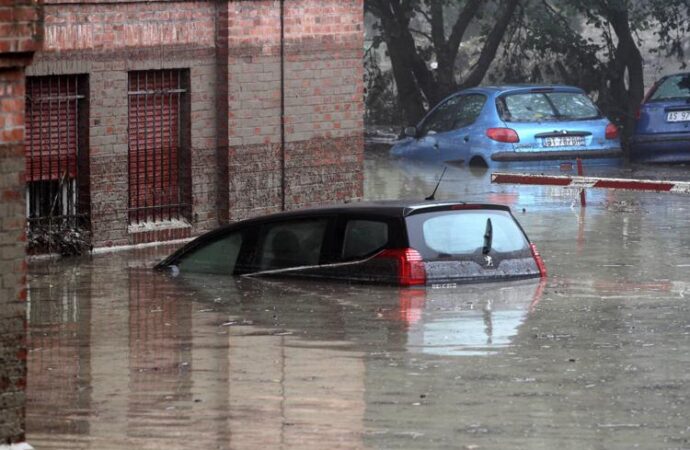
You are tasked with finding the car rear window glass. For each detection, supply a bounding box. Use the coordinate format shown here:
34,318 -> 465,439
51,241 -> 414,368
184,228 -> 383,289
407,210 -> 529,257
547,92 -> 600,119
342,220 -> 388,260
649,74 -> 690,101
177,231 -> 243,275
257,219 -> 328,270
500,92 -> 599,121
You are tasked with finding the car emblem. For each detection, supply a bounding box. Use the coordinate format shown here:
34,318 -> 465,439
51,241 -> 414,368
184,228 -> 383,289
484,255 -> 494,267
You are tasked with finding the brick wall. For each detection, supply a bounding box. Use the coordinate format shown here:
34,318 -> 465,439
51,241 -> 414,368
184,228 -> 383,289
30,1 -> 219,247
227,0 -> 364,220
27,0 -> 364,247
0,0 -> 40,443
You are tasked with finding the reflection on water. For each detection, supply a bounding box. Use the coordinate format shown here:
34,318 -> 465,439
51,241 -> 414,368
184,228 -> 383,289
404,281 -> 544,356
27,257 -> 371,449
25,157 -> 690,449
25,252 -> 543,448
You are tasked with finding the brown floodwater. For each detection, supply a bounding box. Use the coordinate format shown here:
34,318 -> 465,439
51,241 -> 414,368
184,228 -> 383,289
26,157 -> 690,449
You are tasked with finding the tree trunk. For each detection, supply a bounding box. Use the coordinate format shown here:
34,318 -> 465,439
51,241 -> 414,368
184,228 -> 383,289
459,0 -> 520,89
606,6 -> 644,146
387,32 -> 428,125
369,0 -> 427,125
367,0 -> 519,125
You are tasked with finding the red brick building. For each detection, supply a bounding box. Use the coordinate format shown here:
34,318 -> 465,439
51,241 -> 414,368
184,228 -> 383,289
0,0 -> 40,444
27,0 -> 364,249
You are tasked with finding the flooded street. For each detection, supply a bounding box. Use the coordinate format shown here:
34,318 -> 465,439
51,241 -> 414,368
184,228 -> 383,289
26,155 -> 690,449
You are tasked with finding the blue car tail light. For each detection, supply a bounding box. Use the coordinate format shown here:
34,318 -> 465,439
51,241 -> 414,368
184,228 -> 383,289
486,127 -> 519,143
605,123 -> 619,140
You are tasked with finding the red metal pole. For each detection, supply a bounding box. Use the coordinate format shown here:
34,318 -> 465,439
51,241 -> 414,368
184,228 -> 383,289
577,157 -> 586,207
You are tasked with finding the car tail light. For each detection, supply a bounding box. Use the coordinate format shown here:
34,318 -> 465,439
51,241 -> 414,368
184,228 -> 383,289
605,123 -> 619,140
486,127 -> 519,143
529,243 -> 547,278
376,248 -> 426,286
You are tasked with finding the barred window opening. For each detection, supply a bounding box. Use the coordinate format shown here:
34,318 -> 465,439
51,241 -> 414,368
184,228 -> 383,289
25,75 -> 90,232
127,69 -> 191,224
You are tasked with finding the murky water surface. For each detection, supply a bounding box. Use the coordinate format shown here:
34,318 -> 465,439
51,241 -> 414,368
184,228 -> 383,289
27,156 -> 690,449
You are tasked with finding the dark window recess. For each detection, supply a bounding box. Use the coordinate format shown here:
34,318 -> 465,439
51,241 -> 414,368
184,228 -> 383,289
25,75 -> 91,252
256,219 -> 329,270
128,69 -> 191,224
342,220 -> 389,259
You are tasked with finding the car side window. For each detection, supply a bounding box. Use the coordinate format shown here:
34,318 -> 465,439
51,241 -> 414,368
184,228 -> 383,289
420,95 -> 485,136
342,220 -> 389,260
452,94 -> 486,129
419,96 -> 463,136
177,231 -> 243,275
257,219 -> 328,270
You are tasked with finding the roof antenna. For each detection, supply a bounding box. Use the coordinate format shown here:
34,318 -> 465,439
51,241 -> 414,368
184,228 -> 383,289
425,166 -> 447,201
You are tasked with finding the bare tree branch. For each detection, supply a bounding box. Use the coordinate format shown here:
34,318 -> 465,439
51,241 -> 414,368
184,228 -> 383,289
460,0 -> 520,89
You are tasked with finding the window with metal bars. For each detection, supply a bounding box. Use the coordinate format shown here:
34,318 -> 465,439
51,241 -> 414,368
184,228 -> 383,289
127,69 -> 191,224
25,75 -> 90,231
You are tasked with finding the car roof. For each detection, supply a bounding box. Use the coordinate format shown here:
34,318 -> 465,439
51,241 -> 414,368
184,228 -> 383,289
243,200 -> 511,220
203,200 -> 512,236
458,84 -> 586,96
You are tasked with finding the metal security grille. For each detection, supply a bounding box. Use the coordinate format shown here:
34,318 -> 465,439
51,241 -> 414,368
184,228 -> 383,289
25,75 -> 90,235
128,69 -> 190,224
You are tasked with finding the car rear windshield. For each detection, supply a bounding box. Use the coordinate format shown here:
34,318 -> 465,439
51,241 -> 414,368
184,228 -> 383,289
649,74 -> 690,102
406,209 -> 529,258
498,91 -> 600,122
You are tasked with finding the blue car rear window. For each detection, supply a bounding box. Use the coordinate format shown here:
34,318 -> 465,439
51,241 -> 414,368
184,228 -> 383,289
649,74 -> 690,102
499,92 -> 600,121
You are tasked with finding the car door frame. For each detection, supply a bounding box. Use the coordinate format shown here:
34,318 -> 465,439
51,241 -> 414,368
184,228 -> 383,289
330,213 -> 407,264
243,213 -> 340,276
414,93 -> 487,163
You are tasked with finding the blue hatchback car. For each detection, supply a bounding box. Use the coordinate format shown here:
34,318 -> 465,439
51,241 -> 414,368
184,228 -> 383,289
631,72 -> 690,163
390,85 -> 622,167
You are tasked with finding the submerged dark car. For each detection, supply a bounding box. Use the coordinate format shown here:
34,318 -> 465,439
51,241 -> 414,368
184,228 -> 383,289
631,72 -> 690,163
156,201 -> 547,286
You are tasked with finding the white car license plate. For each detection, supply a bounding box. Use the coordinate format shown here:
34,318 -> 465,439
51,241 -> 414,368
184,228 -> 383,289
542,136 -> 585,147
667,110 -> 690,122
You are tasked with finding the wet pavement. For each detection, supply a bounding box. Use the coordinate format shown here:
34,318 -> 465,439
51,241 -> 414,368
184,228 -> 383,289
26,155 -> 690,449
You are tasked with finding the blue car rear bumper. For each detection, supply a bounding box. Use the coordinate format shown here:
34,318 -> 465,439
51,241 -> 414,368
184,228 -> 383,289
630,133 -> 690,163
491,148 -> 623,162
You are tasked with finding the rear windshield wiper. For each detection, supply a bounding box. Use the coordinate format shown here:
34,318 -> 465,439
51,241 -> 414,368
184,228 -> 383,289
483,218 -> 493,255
